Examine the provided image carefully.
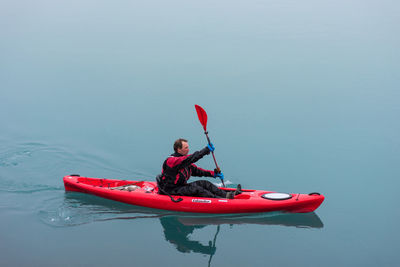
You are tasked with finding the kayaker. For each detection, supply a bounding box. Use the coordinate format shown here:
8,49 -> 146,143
157,138 -> 240,199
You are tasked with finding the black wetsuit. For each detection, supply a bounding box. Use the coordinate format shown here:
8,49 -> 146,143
158,147 -> 227,198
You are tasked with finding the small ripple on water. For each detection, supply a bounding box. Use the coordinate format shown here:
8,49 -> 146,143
0,182 -> 63,194
0,149 -> 32,167
0,142 -> 56,167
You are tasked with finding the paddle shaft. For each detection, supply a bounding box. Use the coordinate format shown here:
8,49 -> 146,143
208,225 -> 220,267
204,131 -> 225,187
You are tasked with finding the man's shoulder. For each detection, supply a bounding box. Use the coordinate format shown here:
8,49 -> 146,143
165,153 -> 181,160
165,153 -> 189,167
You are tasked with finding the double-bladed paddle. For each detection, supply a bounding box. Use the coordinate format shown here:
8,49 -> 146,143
194,104 -> 225,187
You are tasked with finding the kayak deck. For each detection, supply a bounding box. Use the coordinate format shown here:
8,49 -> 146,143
63,175 -> 324,214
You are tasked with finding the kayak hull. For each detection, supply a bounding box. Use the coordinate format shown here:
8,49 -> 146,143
63,175 -> 324,214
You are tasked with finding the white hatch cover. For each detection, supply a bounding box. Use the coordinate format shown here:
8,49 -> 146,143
261,192 -> 292,200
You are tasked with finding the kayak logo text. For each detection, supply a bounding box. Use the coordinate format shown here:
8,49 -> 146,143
192,199 -> 212,203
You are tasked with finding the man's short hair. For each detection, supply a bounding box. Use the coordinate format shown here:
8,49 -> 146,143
174,138 -> 188,152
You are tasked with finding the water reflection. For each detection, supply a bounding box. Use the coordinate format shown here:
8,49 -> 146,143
159,213 -> 323,266
160,216 -> 218,255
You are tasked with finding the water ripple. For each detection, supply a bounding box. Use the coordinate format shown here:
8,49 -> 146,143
0,181 -> 63,194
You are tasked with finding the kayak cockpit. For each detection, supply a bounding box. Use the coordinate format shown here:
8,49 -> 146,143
75,177 -> 143,188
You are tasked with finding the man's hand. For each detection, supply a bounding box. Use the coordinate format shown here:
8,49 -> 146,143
214,172 -> 224,180
207,143 -> 215,152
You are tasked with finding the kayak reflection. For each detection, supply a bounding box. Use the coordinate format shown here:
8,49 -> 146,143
174,212 -> 324,229
159,212 -> 323,266
58,193 -> 323,259
160,212 -> 323,254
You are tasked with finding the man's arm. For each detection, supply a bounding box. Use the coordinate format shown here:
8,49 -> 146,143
165,147 -> 211,170
190,164 -> 214,177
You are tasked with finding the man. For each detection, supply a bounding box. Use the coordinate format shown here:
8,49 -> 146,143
157,138 -> 240,199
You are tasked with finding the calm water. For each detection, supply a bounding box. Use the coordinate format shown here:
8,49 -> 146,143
1,0 -> 399,266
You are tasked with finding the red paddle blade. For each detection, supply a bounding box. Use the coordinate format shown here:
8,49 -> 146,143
195,104 -> 208,131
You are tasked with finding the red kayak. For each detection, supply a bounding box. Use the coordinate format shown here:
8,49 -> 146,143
63,175 -> 324,214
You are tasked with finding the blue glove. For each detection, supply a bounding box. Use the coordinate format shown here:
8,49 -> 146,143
214,172 -> 224,180
207,143 -> 215,152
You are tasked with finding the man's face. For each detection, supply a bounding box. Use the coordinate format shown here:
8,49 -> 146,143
177,141 -> 189,156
